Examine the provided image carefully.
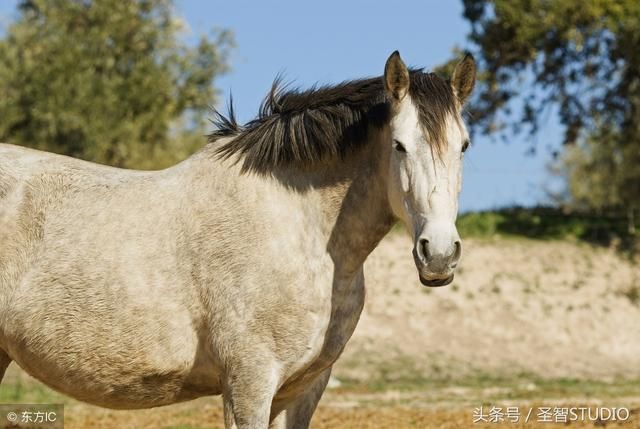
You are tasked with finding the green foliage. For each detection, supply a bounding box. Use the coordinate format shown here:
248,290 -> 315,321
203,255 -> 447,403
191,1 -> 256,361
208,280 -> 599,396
0,0 -> 232,168
456,211 -> 505,236
457,206 -> 638,245
461,0 -> 639,141
456,0 -> 640,220
560,127 -> 639,235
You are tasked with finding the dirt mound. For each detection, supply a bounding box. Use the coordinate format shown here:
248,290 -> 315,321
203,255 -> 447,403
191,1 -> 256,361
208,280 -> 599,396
335,233 -> 640,383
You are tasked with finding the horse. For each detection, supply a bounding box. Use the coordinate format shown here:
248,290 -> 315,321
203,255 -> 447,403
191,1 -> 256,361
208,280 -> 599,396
0,51 -> 475,428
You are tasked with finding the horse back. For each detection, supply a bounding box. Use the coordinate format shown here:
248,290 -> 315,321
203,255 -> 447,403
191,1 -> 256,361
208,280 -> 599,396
0,142 -> 89,243
0,143 -> 132,322
0,144 -> 49,337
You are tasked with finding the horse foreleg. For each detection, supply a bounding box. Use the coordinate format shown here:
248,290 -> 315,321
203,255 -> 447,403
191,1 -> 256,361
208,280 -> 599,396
269,368 -> 332,429
222,359 -> 280,429
0,349 -> 11,384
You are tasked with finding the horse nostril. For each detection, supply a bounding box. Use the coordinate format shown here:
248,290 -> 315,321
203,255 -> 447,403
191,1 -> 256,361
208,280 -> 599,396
452,240 -> 462,262
418,238 -> 430,262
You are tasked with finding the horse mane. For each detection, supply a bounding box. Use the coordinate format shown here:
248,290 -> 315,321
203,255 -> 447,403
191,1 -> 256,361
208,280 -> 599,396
208,70 -> 456,174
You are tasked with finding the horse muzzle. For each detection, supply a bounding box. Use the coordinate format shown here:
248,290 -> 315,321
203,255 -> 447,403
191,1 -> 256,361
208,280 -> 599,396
412,235 -> 461,287
419,273 -> 454,287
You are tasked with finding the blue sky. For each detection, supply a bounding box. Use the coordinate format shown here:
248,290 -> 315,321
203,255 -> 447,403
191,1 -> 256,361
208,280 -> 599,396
0,1 -> 564,212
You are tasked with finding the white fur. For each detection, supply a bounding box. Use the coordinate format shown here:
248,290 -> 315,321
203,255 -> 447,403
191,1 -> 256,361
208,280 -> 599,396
0,67 -> 471,429
387,96 -> 467,281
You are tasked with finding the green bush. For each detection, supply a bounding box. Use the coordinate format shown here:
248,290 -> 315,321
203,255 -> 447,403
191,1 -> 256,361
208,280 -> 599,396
457,206 -> 638,247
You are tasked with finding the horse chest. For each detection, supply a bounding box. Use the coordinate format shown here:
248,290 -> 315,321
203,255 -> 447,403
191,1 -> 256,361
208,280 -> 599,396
321,276 -> 365,360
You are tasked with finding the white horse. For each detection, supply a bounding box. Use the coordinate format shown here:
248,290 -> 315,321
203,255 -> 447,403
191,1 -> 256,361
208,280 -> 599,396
0,51 -> 475,428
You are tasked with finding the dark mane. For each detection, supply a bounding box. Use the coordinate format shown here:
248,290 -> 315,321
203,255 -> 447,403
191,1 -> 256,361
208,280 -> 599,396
209,70 -> 456,174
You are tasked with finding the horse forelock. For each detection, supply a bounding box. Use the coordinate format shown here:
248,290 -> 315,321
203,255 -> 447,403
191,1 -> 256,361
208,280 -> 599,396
408,72 -> 458,155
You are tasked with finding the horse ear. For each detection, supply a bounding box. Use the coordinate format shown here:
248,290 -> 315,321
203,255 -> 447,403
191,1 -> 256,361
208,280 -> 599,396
384,51 -> 409,102
451,54 -> 476,105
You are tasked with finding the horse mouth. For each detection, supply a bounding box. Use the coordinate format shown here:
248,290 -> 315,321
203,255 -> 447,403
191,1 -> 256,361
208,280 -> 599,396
419,274 -> 454,287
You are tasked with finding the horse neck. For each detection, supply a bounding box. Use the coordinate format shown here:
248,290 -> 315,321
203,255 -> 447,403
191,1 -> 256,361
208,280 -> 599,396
281,131 -> 396,279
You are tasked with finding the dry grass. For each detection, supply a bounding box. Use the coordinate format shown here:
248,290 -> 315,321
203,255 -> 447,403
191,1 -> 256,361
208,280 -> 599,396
4,365 -> 640,428
56,395 -> 640,429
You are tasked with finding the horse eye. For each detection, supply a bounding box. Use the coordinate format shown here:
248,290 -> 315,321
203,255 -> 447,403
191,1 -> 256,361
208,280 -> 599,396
462,139 -> 470,153
393,140 -> 407,153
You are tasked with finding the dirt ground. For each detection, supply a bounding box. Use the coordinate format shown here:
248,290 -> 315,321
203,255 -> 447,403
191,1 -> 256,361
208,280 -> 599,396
337,233 -> 640,382
2,233 -> 640,428
56,394 -> 640,428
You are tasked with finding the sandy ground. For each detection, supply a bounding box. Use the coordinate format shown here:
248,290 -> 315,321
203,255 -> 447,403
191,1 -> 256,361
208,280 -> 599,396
336,233 -> 640,383
57,396 -> 640,429
2,233 -> 640,428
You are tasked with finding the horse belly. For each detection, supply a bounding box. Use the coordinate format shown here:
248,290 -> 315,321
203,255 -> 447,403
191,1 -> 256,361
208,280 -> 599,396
8,323 -> 221,409
33,362 -> 216,409
5,278 -> 221,409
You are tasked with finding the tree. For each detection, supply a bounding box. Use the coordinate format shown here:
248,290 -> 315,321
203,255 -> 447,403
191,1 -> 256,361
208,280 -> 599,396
0,0 -> 232,169
452,0 -> 640,230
